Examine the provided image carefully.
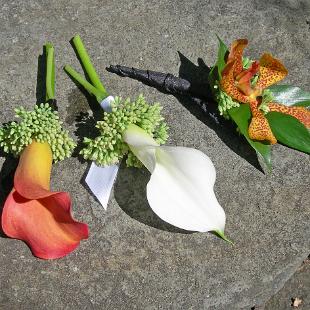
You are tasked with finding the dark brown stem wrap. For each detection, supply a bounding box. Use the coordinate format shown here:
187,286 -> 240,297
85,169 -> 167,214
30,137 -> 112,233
106,65 -> 212,100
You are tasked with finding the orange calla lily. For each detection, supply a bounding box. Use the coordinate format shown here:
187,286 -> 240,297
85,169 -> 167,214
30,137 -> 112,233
1,141 -> 88,259
220,39 -> 310,144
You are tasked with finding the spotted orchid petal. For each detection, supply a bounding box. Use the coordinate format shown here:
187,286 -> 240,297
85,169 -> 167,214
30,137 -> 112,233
1,141 -> 89,259
220,39 -> 250,103
123,124 -> 226,233
256,53 -> 288,90
268,102 -> 310,128
247,99 -> 310,144
220,40 -> 290,145
227,39 -> 248,76
235,61 -> 260,96
248,101 -> 277,144
220,60 -> 251,104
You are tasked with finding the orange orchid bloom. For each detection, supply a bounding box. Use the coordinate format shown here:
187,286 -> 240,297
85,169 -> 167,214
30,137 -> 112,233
1,141 -> 88,259
220,39 -> 310,144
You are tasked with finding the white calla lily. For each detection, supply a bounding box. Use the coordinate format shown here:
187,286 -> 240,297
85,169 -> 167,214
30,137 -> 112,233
123,124 -> 227,234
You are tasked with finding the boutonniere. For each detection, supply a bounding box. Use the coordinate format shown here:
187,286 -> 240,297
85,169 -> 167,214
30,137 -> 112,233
107,37 -> 310,170
0,43 -> 88,259
209,37 -> 310,169
64,35 -> 229,240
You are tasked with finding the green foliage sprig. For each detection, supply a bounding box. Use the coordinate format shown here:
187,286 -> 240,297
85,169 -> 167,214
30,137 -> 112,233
81,95 -> 168,167
259,89 -> 274,114
214,83 -> 240,119
0,103 -> 76,162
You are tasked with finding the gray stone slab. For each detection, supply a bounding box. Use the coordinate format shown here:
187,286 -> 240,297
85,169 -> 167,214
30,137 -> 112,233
0,0 -> 309,309
264,256 -> 310,309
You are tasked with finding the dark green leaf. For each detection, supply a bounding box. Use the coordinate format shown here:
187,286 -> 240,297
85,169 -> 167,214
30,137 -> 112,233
209,36 -> 228,82
228,104 -> 272,170
266,112 -> 310,153
215,35 -> 228,79
268,85 -> 310,107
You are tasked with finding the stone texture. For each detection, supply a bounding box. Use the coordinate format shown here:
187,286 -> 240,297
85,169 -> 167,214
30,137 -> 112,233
0,0 -> 309,309
264,256 -> 310,310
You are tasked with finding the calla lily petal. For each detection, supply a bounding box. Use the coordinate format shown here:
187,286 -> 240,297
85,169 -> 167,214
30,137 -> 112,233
123,124 -> 226,233
2,190 -> 89,259
2,141 -> 89,259
147,146 -> 225,232
256,53 -> 288,89
123,124 -> 159,172
14,141 -> 54,200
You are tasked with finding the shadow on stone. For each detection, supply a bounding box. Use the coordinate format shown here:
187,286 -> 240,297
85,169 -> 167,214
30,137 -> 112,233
0,151 -> 18,238
65,87 -> 104,163
78,160 -> 98,204
65,87 -> 109,205
114,162 -> 193,234
35,47 -> 46,105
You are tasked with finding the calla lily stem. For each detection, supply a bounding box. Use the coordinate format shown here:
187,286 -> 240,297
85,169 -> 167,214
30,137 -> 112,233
64,65 -> 106,102
45,42 -> 55,101
71,34 -> 108,100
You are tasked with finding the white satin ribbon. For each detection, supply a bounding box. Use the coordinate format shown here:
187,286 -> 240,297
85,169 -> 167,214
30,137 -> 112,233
85,96 -> 119,210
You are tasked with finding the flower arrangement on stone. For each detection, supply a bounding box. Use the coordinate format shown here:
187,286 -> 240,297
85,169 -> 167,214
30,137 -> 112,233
0,43 -> 88,259
64,35 -> 229,240
107,37 -> 310,170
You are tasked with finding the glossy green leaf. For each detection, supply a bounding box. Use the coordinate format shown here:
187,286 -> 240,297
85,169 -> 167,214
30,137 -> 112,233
209,36 -> 228,82
266,112 -> 310,153
268,85 -> 310,107
228,104 -> 272,170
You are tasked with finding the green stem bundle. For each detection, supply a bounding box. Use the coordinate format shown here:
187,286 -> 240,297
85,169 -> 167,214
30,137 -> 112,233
64,65 -> 105,102
65,35 -> 108,103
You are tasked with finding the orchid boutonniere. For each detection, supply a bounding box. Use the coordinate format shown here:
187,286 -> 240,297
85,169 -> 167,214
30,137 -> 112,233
64,35 -> 229,240
107,37 -> 310,171
0,43 -> 88,259
210,37 -> 310,169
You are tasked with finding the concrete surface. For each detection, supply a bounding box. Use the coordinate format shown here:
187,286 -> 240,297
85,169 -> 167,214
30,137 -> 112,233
264,256 -> 310,310
0,0 -> 309,309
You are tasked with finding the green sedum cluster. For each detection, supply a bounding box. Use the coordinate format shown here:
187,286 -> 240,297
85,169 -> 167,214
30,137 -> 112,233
81,95 -> 169,167
0,103 -> 76,162
214,83 -> 240,119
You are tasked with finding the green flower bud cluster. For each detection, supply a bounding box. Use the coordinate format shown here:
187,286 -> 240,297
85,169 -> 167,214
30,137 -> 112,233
0,103 -> 76,162
81,94 -> 169,167
214,84 -> 240,119
259,89 -> 274,114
